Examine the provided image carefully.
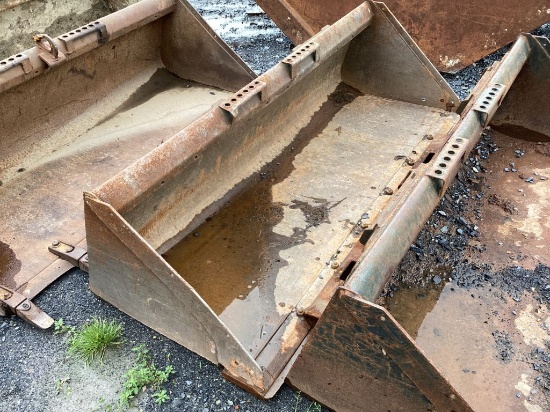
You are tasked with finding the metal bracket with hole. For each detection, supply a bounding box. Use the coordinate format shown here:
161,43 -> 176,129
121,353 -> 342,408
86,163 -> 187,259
219,80 -> 267,122
473,83 -> 507,126
282,41 -> 320,79
0,285 -> 54,329
48,241 -> 89,272
34,33 -> 67,68
58,21 -> 109,55
426,136 -> 469,194
0,53 -> 33,75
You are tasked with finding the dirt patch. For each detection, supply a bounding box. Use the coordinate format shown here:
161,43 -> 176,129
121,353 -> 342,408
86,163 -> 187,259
488,193 -> 519,215
536,142 -> 550,157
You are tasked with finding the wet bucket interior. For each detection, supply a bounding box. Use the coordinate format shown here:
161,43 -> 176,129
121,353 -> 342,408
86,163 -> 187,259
85,1 -> 461,395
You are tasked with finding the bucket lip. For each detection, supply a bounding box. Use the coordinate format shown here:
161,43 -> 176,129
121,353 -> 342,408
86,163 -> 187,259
0,0 -> 177,94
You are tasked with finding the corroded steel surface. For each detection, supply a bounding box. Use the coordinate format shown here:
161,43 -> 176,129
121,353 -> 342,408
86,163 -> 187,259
0,0 -> 254,304
287,288 -> 473,411
85,1 -> 462,400
257,0 -> 550,71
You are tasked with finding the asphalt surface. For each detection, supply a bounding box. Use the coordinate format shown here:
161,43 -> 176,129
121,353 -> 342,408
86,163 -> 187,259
1,1 -> 549,411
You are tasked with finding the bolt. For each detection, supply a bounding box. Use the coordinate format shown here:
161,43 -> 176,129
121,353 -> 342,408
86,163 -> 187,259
331,261 -> 340,269
82,256 -> 89,263
66,246 -> 74,252
52,240 -> 59,247
20,302 -> 31,310
296,307 -> 305,316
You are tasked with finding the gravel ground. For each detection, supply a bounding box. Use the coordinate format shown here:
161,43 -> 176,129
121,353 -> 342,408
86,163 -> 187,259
1,1 -> 549,411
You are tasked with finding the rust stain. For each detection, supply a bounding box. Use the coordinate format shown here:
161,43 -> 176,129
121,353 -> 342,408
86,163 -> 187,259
0,240 -> 21,288
257,0 -> 550,71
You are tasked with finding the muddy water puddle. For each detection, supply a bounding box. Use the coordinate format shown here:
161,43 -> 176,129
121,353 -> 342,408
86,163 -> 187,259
385,281 -> 446,340
163,84 -> 360,354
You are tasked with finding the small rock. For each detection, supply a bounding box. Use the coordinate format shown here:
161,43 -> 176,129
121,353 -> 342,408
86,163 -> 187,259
186,380 -> 192,385
525,177 -> 534,183
516,392 -> 521,398
441,226 -> 449,234
437,210 -> 447,217
434,327 -> 441,336
433,275 -> 442,285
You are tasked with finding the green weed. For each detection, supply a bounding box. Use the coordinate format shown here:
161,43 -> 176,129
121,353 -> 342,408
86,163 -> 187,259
68,318 -> 123,364
54,318 -> 76,335
152,389 -> 170,406
307,401 -> 322,412
119,345 -> 174,408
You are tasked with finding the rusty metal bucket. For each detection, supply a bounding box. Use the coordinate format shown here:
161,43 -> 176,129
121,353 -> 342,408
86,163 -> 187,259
256,0 -> 550,71
0,0 -> 255,326
3,0 -> 549,410
82,1 -> 550,407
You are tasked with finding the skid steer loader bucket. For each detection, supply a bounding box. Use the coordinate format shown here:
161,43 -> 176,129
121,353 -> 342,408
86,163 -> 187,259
0,0 -> 255,326
83,0 -> 550,405
256,0 -> 550,72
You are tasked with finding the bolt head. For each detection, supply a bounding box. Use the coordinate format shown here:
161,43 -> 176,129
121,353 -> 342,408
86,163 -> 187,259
52,240 -> 59,247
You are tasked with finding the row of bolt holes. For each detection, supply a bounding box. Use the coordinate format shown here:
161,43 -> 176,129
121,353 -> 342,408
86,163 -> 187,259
0,53 -> 24,65
0,21 -> 101,65
478,86 -> 500,110
433,138 -> 464,176
286,42 -> 316,61
61,21 -> 102,38
224,80 -> 262,108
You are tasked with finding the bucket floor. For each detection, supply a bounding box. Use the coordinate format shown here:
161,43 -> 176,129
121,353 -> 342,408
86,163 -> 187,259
0,67 -> 230,295
164,91 -> 459,356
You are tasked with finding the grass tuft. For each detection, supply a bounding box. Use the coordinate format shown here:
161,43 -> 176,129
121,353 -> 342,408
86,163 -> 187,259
68,318 -> 123,364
